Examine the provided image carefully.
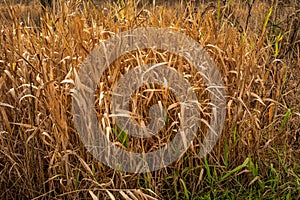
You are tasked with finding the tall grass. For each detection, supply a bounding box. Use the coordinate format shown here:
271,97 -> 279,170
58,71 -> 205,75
0,0 -> 299,199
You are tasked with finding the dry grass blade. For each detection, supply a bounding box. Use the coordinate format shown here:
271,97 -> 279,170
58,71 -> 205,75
106,190 -> 116,200
89,190 -> 99,200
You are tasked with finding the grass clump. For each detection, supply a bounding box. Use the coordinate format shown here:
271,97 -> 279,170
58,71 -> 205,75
0,0 -> 299,199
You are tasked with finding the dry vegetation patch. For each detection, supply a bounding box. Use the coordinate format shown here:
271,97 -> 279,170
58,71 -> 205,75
0,0 -> 299,199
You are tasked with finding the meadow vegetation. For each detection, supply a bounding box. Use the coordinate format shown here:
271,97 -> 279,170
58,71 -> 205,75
0,0 -> 299,199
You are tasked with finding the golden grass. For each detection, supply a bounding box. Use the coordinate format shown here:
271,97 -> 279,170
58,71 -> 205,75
0,0 -> 299,199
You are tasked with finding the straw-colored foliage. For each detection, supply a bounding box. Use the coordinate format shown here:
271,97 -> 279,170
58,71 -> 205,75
0,0 -> 299,199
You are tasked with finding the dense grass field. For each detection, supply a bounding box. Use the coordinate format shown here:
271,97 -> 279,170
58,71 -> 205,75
0,0 -> 299,199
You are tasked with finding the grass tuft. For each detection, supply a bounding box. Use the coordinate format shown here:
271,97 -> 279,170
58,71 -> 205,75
0,0 -> 299,199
